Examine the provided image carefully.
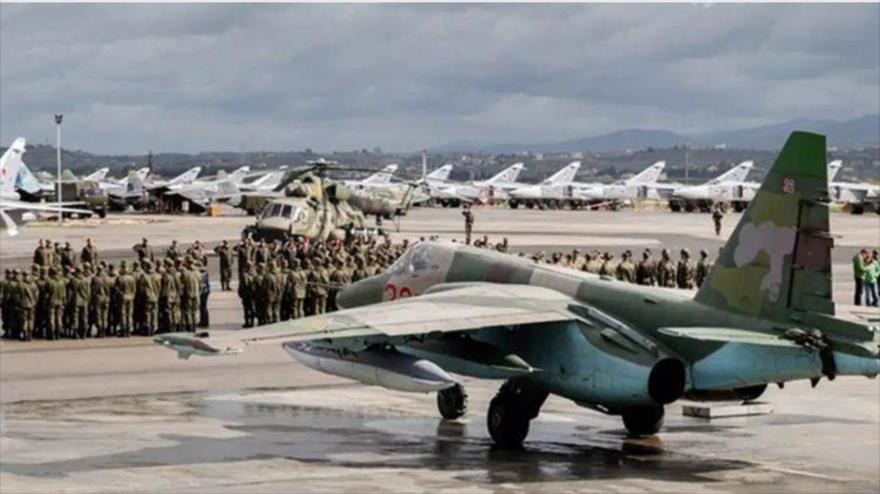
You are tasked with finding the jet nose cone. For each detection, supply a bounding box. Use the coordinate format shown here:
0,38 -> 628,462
337,274 -> 389,309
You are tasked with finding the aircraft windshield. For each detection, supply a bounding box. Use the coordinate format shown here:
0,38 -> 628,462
386,242 -> 432,275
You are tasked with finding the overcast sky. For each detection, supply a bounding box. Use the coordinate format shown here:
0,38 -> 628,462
1,3 -> 878,154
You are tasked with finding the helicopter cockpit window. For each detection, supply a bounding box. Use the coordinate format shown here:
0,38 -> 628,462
281,205 -> 293,218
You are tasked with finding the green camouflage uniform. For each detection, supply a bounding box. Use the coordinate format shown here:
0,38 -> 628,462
91,268 -> 112,337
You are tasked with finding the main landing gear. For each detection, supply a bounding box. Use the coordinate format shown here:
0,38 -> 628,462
487,380 -> 548,449
621,405 -> 665,436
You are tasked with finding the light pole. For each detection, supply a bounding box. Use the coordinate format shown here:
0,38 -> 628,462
55,113 -> 63,222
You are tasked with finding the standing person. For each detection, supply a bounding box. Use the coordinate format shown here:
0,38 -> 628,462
289,259 -> 308,320
60,242 -> 77,270
635,249 -> 656,286
236,238 -> 254,281
615,251 -> 636,283
656,249 -> 676,288
462,204 -> 474,245
180,260 -> 201,332
165,240 -> 182,261
18,273 -> 38,341
46,268 -> 67,341
138,262 -> 161,336
70,268 -> 92,339
676,249 -> 695,290
864,250 -> 879,307
198,261 -> 211,328
116,265 -> 137,337
214,240 -> 234,291
711,203 -> 725,237
133,238 -> 155,264
81,238 -> 99,265
695,249 -> 712,288
853,249 -> 869,306
238,265 -> 255,328
90,266 -> 112,338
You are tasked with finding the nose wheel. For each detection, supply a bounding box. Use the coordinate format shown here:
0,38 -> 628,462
437,383 -> 468,420
487,380 -> 548,449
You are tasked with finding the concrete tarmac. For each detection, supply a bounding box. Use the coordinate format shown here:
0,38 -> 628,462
1,207 -> 879,493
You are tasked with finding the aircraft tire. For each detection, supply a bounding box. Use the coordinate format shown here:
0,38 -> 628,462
487,393 -> 530,449
621,405 -> 664,437
487,380 -> 548,449
437,383 -> 468,420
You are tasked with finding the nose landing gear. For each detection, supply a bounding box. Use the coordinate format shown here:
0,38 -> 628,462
437,383 -> 468,420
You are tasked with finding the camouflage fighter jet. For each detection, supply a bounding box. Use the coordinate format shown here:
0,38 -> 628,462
156,131 -> 879,449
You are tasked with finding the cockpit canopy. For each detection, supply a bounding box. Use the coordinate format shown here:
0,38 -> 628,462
261,201 -> 308,223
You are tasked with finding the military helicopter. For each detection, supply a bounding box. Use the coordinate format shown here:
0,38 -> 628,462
240,159 -> 418,243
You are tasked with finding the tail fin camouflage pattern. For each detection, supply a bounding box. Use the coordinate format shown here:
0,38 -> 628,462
696,131 -> 834,320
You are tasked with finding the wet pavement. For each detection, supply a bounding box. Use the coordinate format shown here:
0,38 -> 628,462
2,377 -> 878,493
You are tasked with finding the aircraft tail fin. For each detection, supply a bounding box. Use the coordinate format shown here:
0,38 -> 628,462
61,169 -> 77,181
541,161 -> 581,185
84,167 -> 109,181
228,166 -> 250,183
707,161 -> 753,185
426,164 -> 453,181
626,161 -> 665,184
127,170 -> 145,194
488,162 -> 524,184
1,138 -> 28,197
695,131 -> 834,319
826,160 -> 842,182
364,164 -> 398,184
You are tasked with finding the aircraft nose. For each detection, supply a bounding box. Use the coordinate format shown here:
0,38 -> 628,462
337,274 -> 389,309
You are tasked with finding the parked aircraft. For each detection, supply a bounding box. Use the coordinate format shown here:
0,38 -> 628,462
431,162 -> 526,207
669,161 -> 756,212
576,161 -> 671,202
1,137 -> 92,235
155,131 -> 880,449
828,160 -> 880,214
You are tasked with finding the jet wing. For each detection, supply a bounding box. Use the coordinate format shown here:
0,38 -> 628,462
155,284 -> 578,357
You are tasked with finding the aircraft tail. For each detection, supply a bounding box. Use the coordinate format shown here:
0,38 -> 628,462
127,170 -> 145,195
364,164 -> 398,184
541,161 -> 581,185
84,167 -> 109,181
171,166 -> 201,185
426,164 -> 453,181
695,131 -> 834,319
488,162 -> 524,184
228,166 -> 250,184
827,160 -> 842,182
626,161 -> 665,184
1,138 -> 28,197
707,161 -> 753,185
1,137 -> 42,196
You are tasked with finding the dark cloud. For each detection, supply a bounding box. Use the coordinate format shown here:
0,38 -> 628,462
1,3 -> 877,153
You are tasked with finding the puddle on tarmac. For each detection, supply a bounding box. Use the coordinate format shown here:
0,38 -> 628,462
0,390 -> 807,484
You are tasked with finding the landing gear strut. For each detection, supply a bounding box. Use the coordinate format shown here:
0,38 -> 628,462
437,383 -> 468,420
621,405 -> 665,437
487,380 -> 548,449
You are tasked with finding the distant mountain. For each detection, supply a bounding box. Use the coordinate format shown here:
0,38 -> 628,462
430,114 -> 880,153
696,114 -> 880,150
